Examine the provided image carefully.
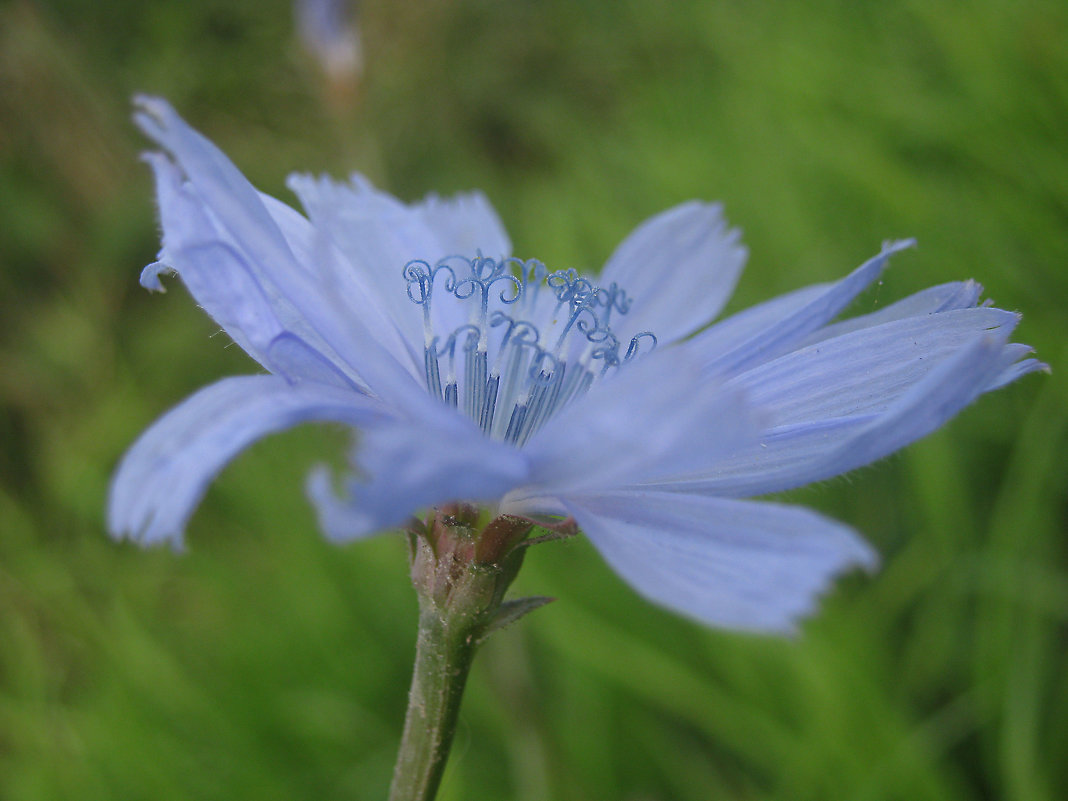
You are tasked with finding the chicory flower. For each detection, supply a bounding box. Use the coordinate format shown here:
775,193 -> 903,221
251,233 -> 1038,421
109,96 -> 1044,633
295,0 -> 362,84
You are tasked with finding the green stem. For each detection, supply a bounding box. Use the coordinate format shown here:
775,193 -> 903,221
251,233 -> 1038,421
387,594 -> 480,801
388,510 -> 539,800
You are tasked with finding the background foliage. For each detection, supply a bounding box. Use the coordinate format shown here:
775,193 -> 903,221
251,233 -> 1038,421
1,0 -> 1065,799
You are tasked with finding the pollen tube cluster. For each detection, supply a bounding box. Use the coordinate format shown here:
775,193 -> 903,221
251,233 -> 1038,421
404,254 -> 656,445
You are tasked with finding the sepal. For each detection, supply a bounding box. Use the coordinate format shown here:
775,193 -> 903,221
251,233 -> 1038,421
477,596 -> 556,645
407,508 -> 561,648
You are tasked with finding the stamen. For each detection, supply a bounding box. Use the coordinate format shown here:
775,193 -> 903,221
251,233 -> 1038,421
404,254 -> 656,443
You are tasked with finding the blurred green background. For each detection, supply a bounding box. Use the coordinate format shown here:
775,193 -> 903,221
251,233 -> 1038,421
1,0 -> 1065,798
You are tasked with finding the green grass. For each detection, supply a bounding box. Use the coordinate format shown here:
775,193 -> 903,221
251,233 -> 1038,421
1,0 -> 1065,798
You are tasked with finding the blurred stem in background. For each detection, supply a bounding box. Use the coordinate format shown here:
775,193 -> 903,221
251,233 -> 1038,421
295,0 -> 363,114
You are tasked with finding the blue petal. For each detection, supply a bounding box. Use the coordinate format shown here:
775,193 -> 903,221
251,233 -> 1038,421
690,239 -> 916,377
134,97 -> 426,414
288,178 -> 516,354
735,307 -> 1021,424
415,190 -> 512,260
653,324 -> 1034,497
139,261 -> 171,292
806,334 -> 1024,477
142,153 -> 288,368
264,185 -> 429,380
143,173 -> 371,390
521,348 -> 762,495
285,172 -> 445,350
134,97 -> 307,296
561,491 -> 877,633
108,375 -> 386,546
797,280 -> 985,346
265,332 -> 364,391
308,407 -> 530,541
985,345 -> 1048,390
599,201 -> 747,345
286,176 -> 514,350
163,233 -> 368,390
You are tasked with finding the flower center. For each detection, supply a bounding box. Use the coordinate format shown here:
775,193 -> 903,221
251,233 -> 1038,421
404,254 -> 656,444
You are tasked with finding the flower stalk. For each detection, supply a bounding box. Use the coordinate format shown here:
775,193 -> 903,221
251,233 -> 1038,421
387,596 -> 479,801
388,507 -> 537,801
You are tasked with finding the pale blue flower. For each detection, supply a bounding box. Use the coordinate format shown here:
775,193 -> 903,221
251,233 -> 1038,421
109,97 -> 1045,633
295,0 -> 362,83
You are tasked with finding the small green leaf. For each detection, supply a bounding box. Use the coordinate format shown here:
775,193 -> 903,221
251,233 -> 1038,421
479,596 -> 556,643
